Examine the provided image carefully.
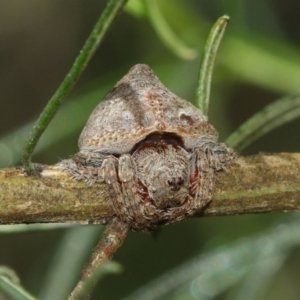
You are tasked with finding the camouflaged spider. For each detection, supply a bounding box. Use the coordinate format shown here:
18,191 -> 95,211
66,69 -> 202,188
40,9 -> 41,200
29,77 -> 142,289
62,64 -> 235,231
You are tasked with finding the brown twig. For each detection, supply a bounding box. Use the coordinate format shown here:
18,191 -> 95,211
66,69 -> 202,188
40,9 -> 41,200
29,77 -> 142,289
67,217 -> 129,300
0,153 -> 300,225
1,153 -> 300,298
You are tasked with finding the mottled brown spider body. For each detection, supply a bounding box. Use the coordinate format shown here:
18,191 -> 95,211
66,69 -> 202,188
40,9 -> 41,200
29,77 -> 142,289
62,64 -> 235,230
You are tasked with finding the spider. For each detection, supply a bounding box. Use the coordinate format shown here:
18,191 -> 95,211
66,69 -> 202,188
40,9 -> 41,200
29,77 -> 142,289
62,64 -> 235,230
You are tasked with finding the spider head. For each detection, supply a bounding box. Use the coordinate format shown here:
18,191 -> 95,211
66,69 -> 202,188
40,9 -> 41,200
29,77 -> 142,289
134,143 -> 190,210
147,166 -> 189,209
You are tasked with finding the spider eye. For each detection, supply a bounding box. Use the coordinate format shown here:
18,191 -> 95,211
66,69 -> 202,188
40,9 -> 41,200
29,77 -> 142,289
177,176 -> 184,185
167,177 -> 184,186
214,148 -> 227,156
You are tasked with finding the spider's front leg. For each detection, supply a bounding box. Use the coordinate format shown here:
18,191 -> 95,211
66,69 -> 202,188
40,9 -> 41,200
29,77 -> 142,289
102,154 -> 144,229
189,143 -> 235,214
118,154 -> 146,227
189,147 -> 215,214
211,143 -> 236,171
61,151 -> 106,184
101,156 -> 125,221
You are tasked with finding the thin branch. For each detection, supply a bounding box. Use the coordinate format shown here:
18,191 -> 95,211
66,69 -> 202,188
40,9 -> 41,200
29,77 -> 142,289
1,153 -> 300,225
0,164 -> 114,225
67,217 -> 129,300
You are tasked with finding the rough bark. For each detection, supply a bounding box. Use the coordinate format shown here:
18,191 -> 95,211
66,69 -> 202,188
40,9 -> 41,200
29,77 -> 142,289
0,153 -> 299,225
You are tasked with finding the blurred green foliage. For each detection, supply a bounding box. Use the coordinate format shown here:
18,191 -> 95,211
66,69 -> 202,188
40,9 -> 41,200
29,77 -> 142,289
0,0 -> 300,299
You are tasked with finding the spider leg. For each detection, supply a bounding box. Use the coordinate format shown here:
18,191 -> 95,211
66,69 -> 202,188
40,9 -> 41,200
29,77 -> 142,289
102,156 -> 127,222
61,151 -> 106,184
205,147 -> 217,201
212,142 -> 236,171
118,154 -> 146,228
102,155 -> 145,229
189,147 -> 215,213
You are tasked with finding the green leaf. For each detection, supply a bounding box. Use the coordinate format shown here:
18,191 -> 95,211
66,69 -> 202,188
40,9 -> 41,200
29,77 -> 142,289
125,0 -> 147,18
40,226 -> 103,300
196,15 -> 229,115
0,275 -> 37,300
21,0 -> 129,174
226,93 -> 300,151
123,219 -> 300,300
143,0 -> 198,60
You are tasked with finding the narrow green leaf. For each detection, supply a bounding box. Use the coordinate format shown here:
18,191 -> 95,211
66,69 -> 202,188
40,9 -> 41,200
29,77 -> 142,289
123,219 -> 300,300
228,253 -> 286,300
40,226 -> 103,300
196,15 -> 229,116
21,0 -> 128,175
143,0 -> 197,60
226,93 -> 300,151
220,35 -> 300,94
0,266 -> 20,285
125,0 -> 147,18
0,276 -> 37,300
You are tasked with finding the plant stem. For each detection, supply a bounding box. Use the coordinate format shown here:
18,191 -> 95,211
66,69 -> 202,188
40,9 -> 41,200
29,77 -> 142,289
196,15 -> 229,115
1,153 -> 300,224
21,0 -> 128,175
67,218 -> 129,300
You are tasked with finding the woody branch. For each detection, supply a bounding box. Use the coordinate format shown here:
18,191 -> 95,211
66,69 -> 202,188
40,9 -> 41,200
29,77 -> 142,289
0,152 -> 300,225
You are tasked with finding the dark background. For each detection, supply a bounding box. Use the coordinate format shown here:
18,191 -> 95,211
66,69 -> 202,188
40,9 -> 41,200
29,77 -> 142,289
0,1 -> 300,299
